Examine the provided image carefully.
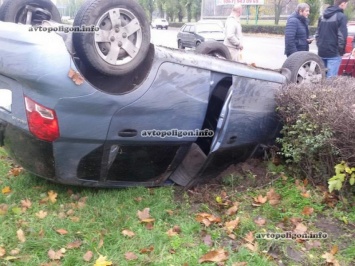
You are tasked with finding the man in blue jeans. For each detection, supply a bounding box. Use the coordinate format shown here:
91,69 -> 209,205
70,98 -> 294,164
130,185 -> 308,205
315,0 -> 348,78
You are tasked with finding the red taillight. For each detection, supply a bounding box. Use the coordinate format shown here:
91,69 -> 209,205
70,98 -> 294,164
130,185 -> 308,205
24,97 -> 59,142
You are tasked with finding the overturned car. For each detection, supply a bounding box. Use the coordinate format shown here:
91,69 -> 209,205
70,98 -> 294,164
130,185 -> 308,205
0,0 -> 325,188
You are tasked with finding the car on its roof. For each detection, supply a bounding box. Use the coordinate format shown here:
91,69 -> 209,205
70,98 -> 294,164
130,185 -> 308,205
0,0 -> 326,188
177,22 -> 225,49
151,18 -> 169,30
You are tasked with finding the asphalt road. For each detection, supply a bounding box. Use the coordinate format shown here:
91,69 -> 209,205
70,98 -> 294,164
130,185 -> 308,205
151,27 -> 318,69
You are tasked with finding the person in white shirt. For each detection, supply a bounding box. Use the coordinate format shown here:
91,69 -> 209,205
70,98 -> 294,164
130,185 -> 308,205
223,4 -> 243,62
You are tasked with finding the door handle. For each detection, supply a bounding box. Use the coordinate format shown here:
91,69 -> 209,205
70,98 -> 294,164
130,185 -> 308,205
118,129 -> 137,137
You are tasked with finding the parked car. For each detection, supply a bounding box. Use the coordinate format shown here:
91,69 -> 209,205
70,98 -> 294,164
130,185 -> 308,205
345,23 -> 355,53
0,0 -> 325,188
151,18 -> 168,29
177,22 -> 225,49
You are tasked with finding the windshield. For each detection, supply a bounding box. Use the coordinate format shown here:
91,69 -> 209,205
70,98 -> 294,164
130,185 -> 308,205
196,24 -> 223,33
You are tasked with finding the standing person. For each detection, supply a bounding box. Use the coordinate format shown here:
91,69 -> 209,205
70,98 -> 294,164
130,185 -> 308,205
223,4 -> 243,62
284,3 -> 313,57
315,0 -> 348,78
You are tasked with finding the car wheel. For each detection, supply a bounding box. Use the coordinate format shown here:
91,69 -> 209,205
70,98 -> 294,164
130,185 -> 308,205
195,41 -> 232,60
282,51 -> 325,84
0,0 -> 61,25
196,41 -> 201,47
165,26 -> 168,30
178,40 -> 185,49
73,0 -> 151,76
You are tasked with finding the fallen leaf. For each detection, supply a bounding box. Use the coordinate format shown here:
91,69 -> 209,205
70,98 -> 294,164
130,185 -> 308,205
68,69 -> 84,86
145,223 -> 154,230
48,249 -> 64,260
198,248 -> 228,263
253,195 -> 267,205
55,229 -> 68,235
36,210 -> 48,219
137,208 -> 155,223
94,255 -> 112,266
2,186 -> 11,194
17,229 -> 26,243
330,245 -> 338,255
66,240 -> 82,249
83,251 -> 93,262
20,199 -> 32,209
321,252 -> 340,266
244,242 -> 258,252
166,210 -> 174,216
254,217 -> 266,226
167,228 -> 178,237
0,204 -> 8,215
98,237 -> 104,249
70,216 -> 80,222
172,225 -> 181,233
290,217 -> 303,225
122,230 -> 135,238
0,247 -> 6,257
48,191 -> 58,203
243,231 -> 255,244
301,191 -> 311,198
134,197 -> 142,202
196,213 -> 221,227
140,246 -> 154,254
8,167 -> 23,177
301,207 -> 314,216
9,249 -> 20,256
266,188 -> 281,205
224,217 -> 240,234
226,203 -> 239,216
125,252 -> 138,261
203,234 -> 213,246
293,223 -> 307,235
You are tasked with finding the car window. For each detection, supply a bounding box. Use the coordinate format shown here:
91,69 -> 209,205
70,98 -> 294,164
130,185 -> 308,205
196,24 -> 223,33
183,25 -> 191,32
161,19 -> 167,22
189,25 -> 195,33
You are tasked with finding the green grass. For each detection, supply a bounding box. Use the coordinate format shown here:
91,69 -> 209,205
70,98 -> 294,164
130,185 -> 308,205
1,147 -> 355,265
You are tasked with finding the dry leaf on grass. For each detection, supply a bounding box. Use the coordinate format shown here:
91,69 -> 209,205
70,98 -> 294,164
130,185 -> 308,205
243,231 -> 255,244
48,191 -> 57,203
122,230 -> 135,238
266,188 -> 281,205
55,229 -> 68,235
140,246 -> 154,254
66,240 -> 82,249
0,247 -> 6,257
125,252 -> 138,261
198,248 -> 228,263
10,249 -> 20,256
226,202 -> 239,216
301,207 -> 314,216
36,210 -> 48,219
17,229 -> 26,243
244,242 -> 258,252
137,208 -> 155,223
20,199 -> 32,209
321,252 -> 340,266
293,223 -> 307,234
94,255 -> 112,266
224,217 -> 240,234
48,249 -> 64,260
196,213 -> 221,227
83,251 -> 93,262
252,195 -> 267,206
8,167 -> 23,177
1,186 -> 11,194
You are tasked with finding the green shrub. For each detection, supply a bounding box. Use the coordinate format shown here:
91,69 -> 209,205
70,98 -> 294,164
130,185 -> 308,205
276,77 -> 355,192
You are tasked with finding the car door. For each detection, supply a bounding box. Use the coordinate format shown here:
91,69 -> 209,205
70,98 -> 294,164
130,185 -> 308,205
188,25 -> 196,47
181,25 -> 190,47
103,61 -> 212,185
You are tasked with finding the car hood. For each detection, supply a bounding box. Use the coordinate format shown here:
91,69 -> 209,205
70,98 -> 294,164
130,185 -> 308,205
198,32 -> 224,41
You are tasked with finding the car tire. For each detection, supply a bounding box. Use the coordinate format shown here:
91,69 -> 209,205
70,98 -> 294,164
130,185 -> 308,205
282,51 -> 325,84
196,41 -> 201,47
0,0 -> 61,24
195,41 -> 232,60
73,0 -> 151,76
165,26 -> 168,30
178,40 -> 185,49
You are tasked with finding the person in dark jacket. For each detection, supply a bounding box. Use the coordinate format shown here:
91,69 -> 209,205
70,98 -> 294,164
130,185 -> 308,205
285,3 -> 313,57
315,0 -> 348,77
